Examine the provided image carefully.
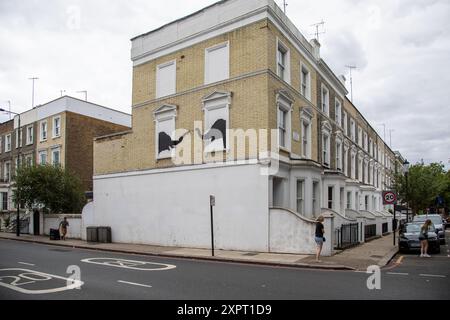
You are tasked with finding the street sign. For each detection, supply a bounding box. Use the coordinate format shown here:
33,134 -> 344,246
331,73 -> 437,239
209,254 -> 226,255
210,195 -> 215,207
382,191 -> 397,205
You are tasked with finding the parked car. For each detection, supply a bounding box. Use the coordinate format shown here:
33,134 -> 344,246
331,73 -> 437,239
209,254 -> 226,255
413,215 -> 446,244
399,222 -> 440,254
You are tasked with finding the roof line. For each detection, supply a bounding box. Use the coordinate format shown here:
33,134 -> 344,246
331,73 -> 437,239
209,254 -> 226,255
17,95 -> 131,117
131,0 -> 229,41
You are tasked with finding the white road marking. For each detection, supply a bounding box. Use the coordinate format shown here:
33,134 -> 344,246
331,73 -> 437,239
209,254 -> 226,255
18,262 -> 35,266
81,258 -> 176,271
419,274 -> 446,278
117,280 -> 152,288
386,272 -> 409,276
0,268 -> 83,294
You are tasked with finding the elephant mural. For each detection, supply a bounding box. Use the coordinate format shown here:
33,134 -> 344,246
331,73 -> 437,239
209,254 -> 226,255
195,118 -> 227,150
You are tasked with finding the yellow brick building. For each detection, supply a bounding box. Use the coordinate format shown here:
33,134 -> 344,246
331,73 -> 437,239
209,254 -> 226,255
92,0 -> 400,254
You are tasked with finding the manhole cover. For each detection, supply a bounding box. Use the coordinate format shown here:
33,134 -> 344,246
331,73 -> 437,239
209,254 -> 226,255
50,248 -> 72,253
242,253 -> 259,256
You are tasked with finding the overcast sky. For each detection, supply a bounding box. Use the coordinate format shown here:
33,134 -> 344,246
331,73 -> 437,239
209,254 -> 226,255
0,0 -> 449,169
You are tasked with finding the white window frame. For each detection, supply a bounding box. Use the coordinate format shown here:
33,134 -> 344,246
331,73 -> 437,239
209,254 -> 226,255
327,185 -> 334,210
346,191 -> 352,210
335,99 -> 342,127
277,91 -> 292,151
15,157 -> 20,174
358,127 -> 362,147
350,119 -> 356,142
351,149 -> 356,179
343,144 -> 349,176
312,180 -> 320,215
300,62 -> 311,101
321,84 -> 329,116
153,104 -> 178,160
300,108 -> 313,159
358,153 -> 363,182
204,42 -> 230,85
363,132 -> 368,152
276,38 -> 290,84
25,154 -> 33,167
51,147 -> 61,166
156,59 -> 177,98
364,158 -> 369,184
15,128 -> 23,148
4,161 -> 11,182
336,140 -> 342,171
296,179 -> 305,215
40,120 -> 48,142
39,150 -> 48,165
5,134 -> 11,152
321,122 -> 332,167
26,125 -> 33,145
52,116 -> 61,138
343,111 -> 348,136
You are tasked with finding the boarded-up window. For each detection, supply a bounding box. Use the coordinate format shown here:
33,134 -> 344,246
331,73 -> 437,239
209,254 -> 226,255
156,60 -> 176,98
205,42 -> 229,84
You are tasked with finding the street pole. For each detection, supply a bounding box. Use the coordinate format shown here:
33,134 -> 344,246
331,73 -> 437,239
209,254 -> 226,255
16,114 -> 21,236
393,209 -> 396,246
210,196 -> 215,257
405,172 -> 409,223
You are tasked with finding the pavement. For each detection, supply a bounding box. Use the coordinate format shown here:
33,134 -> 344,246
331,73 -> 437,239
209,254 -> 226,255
0,231 -> 399,271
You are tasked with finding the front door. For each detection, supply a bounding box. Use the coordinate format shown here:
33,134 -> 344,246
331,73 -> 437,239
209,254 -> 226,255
33,210 -> 40,235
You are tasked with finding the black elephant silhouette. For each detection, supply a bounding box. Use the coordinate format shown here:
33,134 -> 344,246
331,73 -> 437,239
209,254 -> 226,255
158,131 -> 189,155
195,119 -> 226,149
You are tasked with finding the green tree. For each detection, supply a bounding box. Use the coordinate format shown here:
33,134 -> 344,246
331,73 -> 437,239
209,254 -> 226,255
394,162 -> 447,214
13,165 -> 86,213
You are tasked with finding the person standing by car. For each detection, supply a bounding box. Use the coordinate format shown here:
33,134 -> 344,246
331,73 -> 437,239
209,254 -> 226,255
419,219 -> 432,258
315,216 -> 325,262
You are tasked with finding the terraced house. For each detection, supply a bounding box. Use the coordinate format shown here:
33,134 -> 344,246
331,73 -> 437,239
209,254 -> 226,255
90,0 -> 400,255
0,96 -> 131,225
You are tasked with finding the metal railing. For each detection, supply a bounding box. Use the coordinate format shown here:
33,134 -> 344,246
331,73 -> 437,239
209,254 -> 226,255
365,224 -> 377,240
335,223 -> 359,250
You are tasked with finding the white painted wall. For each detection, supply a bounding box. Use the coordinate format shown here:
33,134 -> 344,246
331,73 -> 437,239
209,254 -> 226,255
269,207 -> 316,254
92,163 -> 269,252
81,201 -> 94,241
43,214 -> 82,239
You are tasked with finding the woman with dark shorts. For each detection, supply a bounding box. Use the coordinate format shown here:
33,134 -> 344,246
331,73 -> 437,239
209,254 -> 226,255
315,216 -> 325,262
419,219 -> 432,258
